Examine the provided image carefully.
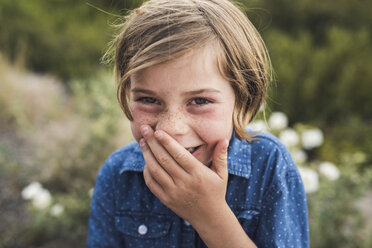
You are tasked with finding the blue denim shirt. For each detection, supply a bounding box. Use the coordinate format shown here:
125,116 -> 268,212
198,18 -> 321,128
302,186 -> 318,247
88,131 -> 309,247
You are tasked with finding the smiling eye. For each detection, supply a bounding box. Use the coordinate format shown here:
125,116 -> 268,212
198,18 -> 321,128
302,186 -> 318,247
190,98 -> 211,105
137,97 -> 160,104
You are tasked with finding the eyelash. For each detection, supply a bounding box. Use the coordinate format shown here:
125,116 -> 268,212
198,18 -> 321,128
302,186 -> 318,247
189,97 -> 212,106
136,97 -> 160,105
136,97 -> 213,106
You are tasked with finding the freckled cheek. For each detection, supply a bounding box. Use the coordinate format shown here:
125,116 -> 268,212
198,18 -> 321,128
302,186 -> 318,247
194,112 -> 234,144
129,105 -> 158,141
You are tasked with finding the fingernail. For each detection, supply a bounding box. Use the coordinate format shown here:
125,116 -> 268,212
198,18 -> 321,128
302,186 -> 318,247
140,125 -> 149,135
139,138 -> 146,147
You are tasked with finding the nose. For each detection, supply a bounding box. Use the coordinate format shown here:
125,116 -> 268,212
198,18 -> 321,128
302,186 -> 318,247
155,110 -> 189,138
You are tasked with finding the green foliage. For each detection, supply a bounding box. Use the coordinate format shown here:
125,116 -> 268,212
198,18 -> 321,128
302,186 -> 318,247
321,118 -> 372,164
21,192 -> 91,246
243,0 -> 372,159
308,163 -> 372,248
30,71 -> 132,193
265,26 -> 372,158
247,0 -> 372,41
0,57 -> 132,247
0,0 -> 113,80
0,0 -> 147,80
0,55 -> 66,130
266,27 -> 372,125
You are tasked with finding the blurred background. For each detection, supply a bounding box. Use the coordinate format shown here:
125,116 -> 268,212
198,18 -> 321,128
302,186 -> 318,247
0,0 -> 371,247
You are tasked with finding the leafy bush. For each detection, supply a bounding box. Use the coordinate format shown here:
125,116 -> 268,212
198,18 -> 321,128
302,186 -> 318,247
0,0 -> 111,80
0,57 -> 132,247
266,27 -> 372,125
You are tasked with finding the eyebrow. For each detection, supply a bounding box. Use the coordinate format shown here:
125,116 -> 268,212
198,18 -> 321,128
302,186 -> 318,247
131,88 -> 156,95
182,88 -> 222,96
131,87 -> 221,96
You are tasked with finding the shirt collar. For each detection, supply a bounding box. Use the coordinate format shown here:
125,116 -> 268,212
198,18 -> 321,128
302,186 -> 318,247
119,131 -> 251,180
226,130 -> 251,179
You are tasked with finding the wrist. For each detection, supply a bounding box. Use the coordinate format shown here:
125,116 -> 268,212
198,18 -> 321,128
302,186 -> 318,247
190,201 -> 231,232
190,202 -> 257,248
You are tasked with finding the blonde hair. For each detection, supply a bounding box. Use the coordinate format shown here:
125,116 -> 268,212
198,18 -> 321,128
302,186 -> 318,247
107,0 -> 271,141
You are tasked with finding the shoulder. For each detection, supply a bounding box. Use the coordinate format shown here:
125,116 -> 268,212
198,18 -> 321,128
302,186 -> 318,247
248,131 -> 302,188
250,131 -> 296,169
227,130 -> 296,180
98,141 -> 144,177
251,131 -> 286,153
107,141 -> 141,164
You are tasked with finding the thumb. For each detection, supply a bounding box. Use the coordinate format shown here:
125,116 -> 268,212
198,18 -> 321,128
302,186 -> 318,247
211,139 -> 229,180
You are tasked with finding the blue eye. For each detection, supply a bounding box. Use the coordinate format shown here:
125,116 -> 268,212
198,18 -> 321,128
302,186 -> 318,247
137,97 -> 159,104
190,98 -> 211,105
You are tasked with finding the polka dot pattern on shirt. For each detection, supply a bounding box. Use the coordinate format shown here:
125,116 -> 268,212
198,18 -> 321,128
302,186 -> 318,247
87,131 -> 309,247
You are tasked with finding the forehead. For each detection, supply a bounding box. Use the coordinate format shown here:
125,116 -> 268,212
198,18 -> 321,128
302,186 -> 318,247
131,44 -> 226,86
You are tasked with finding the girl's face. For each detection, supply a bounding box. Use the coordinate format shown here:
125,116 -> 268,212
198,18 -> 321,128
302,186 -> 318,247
129,45 -> 235,165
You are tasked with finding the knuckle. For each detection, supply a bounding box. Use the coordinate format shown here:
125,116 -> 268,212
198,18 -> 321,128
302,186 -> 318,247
144,170 -> 153,187
174,151 -> 187,161
168,186 -> 178,199
161,136 -> 170,145
220,153 -> 227,161
192,170 -> 203,185
157,155 -> 169,165
149,165 -> 161,179
143,166 -> 148,179
145,177 -> 152,188
146,163 -> 162,180
167,191 -> 182,206
146,162 -> 155,173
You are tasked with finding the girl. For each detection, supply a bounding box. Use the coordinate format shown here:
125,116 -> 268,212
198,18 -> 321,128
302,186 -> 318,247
88,0 -> 309,247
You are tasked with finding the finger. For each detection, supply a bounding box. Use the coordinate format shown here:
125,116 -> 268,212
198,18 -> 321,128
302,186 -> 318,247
154,129 -> 199,173
140,137 -> 175,188
143,164 -> 167,201
210,139 -> 229,180
141,125 -> 186,179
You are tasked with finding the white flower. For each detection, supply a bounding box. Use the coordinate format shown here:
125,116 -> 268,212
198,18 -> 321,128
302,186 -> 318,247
50,203 -> 64,216
291,148 -> 308,164
301,128 -> 324,149
32,189 -> 52,209
21,182 -> 43,200
298,167 -> 319,193
246,120 -> 268,132
279,128 -> 299,148
318,162 -> 340,181
269,112 -> 288,130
